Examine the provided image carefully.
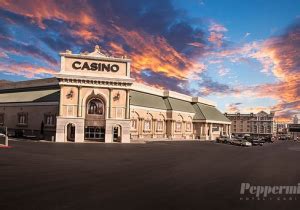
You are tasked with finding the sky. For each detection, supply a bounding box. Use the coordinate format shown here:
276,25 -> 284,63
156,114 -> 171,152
0,0 -> 300,122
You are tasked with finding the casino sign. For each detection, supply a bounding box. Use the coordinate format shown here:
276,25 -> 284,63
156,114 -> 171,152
72,61 -> 120,72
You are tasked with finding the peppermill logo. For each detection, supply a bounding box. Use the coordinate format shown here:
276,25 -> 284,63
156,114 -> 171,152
240,183 -> 300,201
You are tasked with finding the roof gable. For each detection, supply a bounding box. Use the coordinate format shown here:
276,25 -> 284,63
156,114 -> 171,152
194,103 -> 230,122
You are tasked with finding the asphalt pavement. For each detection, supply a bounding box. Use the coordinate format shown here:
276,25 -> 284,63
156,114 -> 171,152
1,139 -> 300,210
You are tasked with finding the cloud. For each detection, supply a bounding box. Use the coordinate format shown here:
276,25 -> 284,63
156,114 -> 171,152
246,20 -> 300,121
4,0 -> 299,123
244,32 -> 251,38
137,69 -> 190,94
0,34 -> 58,66
218,67 -> 230,76
0,0 -> 208,81
207,22 -> 228,48
208,32 -> 224,48
226,102 -> 242,113
0,61 -> 56,78
0,51 -> 8,58
209,22 -> 228,32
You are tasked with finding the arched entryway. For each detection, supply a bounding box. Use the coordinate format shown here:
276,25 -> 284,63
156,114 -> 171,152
84,94 -> 106,142
113,125 -> 122,142
67,123 -> 75,142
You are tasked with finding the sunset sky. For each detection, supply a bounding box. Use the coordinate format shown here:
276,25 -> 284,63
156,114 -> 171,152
0,0 -> 299,122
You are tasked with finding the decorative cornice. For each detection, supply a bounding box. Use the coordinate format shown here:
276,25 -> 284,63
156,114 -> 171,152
56,74 -> 133,88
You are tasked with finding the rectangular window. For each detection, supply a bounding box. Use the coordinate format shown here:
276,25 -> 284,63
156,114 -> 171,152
186,122 -> 192,132
131,119 -> 137,130
144,120 -> 151,131
45,114 -> 55,126
0,113 -> 4,125
157,121 -> 163,131
84,126 -> 105,140
212,126 -> 219,132
175,122 -> 182,132
18,112 -> 28,126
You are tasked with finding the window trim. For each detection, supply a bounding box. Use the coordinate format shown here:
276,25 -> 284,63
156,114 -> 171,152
44,114 -> 56,127
87,98 -> 105,116
131,119 -> 138,131
156,120 -> 164,132
186,122 -> 192,132
143,120 -> 151,132
175,121 -> 182,132
17,112 -> 28,127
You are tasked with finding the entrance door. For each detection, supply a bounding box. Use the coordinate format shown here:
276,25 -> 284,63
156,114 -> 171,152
85,126 -> 105,141
67,123 -> 75,141
113,125 -> 121,142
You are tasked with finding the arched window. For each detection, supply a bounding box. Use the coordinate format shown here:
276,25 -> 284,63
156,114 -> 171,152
88,99 -> 104,115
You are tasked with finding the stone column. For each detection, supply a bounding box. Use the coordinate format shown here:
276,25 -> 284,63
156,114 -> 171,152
199,124 -> 203,139
138,118 -> 143,138
108,88 -> 112,119
152,119 -> 157,138
163,121 -> 167,138
204,123 -> 208,140
182,121 -> 185,139
77,86 -> 81,117
125,89 -> 130,119
105,123 -> 113,143
209,123 -> 213,140
59,85 -> 64,116
170,120 -> 174,139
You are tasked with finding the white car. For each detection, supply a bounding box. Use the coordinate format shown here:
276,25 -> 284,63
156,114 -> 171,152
241,140 -> 252,147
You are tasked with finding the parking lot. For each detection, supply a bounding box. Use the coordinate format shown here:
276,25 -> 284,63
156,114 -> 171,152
1,139 -> 300,210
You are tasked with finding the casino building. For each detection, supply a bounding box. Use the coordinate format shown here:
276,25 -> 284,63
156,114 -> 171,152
0,46 -> 231,143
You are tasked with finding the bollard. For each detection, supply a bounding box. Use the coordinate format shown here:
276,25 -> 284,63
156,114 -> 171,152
5,135 -> 8,146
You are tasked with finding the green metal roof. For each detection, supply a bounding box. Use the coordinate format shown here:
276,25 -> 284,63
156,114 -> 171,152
0,89 -> 60,103
166,98 -> 195,113
130,90 -> 167,110
193,103 -> 205,120
193,103 -> 230,122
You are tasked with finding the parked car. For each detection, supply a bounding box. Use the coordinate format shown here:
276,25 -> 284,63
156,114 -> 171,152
248,138 -> 263,146
230,139 -> 243,146
240,139 -> 252,147
263,136 -> 274,143
216,137 -> 228,144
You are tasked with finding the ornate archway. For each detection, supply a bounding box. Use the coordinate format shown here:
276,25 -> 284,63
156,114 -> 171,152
66,123 -> 75,142
84,92 -> 107,142
113,124 -> 122,142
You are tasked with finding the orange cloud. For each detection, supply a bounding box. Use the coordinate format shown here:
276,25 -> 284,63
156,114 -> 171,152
208,31 -> 224,48
208,22 -> 227,48
1,0 -> 205,81
0,62 -> 57,78
1,0 -> 96,28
